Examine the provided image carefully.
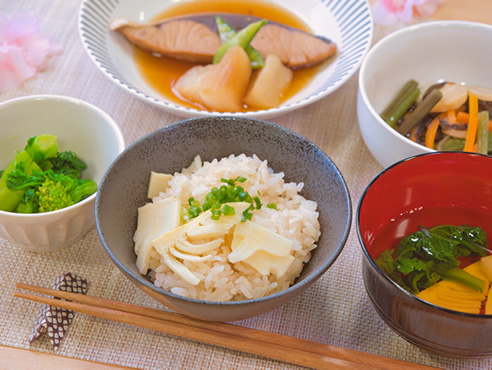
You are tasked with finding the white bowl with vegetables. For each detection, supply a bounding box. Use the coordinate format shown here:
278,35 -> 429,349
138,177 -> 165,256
0,95 -> 125,252
357,20 -> 492,168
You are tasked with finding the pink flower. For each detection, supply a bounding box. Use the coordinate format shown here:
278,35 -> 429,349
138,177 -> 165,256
372,0 -> 445,25
0,12 -> 63,93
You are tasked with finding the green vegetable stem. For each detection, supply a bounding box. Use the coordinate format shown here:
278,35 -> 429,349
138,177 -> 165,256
376,224 -> 488,294
381,79 -> 420,128
397,88 -> 443,135
216,16 -> 265,69
477,110 -> 489,155
0,151 -> 42,212
24,134 -> 58,164
213,19 -> 267,65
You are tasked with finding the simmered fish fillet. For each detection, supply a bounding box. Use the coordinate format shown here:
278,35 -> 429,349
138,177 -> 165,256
110,18 -> 221,63
110,13 -> 336,68
251,24 -> 337,68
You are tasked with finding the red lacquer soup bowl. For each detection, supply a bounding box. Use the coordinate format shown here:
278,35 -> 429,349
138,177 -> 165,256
356,152 -> 492,359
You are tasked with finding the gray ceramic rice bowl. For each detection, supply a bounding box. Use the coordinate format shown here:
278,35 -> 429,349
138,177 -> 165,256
95,117 -> 351,321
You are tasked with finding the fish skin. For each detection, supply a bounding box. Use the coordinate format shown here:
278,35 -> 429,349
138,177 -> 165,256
110,13 -> 336,68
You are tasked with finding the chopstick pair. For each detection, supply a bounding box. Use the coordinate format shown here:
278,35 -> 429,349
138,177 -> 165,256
14,283 -> 433,369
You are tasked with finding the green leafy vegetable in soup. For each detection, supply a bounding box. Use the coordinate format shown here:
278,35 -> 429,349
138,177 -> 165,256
376,224 -> 488,294
0,134 -> 97,213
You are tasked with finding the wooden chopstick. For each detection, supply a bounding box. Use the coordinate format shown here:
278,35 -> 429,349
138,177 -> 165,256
14,284 -> 435,369
16,283 -> 371,366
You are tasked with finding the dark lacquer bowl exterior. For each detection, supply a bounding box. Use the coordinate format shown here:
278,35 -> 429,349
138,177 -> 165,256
95,117 -> 351,321
357,152 -> 492,358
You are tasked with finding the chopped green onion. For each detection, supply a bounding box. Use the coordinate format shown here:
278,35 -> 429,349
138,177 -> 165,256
221,204 -> 235,216
253,196 -> 262,209
188,206 -> 201,218
188,197 -> 201,208
181,208 -> 191,222
181,176 -> 262,221
242,210 -> 253,222
211,209 -> 222,220
267,203 -> 277,210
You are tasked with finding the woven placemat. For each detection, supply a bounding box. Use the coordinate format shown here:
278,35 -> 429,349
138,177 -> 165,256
0,0 -> 490,368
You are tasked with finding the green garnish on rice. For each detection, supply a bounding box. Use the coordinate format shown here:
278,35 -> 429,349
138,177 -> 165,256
181,176 -> 266,222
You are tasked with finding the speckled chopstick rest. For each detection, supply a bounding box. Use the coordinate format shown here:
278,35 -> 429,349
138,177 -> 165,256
29,273 -> 88,349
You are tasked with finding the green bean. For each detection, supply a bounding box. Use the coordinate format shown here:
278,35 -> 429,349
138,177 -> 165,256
397,89 -> 443,135
213,19 -> 267,65
381,79 -> 419,127
477,111 -> 489,155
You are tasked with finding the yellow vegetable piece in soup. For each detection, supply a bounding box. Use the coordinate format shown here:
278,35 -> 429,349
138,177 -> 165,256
417,258 -> 491,314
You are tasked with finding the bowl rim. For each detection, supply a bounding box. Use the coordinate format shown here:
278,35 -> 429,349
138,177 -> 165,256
95,116 -> 353,307
78,0 -> 374,119
358,20 -> 492,156
0,94 -> 126,218
356,151 -> 492,319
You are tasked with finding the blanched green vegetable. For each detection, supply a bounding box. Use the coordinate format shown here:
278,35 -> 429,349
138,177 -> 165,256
213,19 -> 267,65
7,168 -> 97,213
376,225 -> 488,294
0,135 -> 97,213
24,134 -> 58,164
0,151 -> 42,212
216,16 -> 265,69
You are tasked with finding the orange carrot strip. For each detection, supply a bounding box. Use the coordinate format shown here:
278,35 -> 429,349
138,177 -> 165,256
452,111 -> 492,131
447,109 -> 457,124
425,117 -> 440,149
464,93 -> 479,152
456,112 -> 469,124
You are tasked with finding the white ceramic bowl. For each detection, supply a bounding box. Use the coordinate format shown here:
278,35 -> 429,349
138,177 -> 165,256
357,21 -> 492,168
0,95 -> 125,252
79,0 -> 373,119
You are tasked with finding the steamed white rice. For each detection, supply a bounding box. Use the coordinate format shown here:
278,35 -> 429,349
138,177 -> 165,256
148,154 -> 321,301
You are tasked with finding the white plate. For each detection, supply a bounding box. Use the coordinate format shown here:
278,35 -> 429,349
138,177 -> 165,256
79,0 -> 373,119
